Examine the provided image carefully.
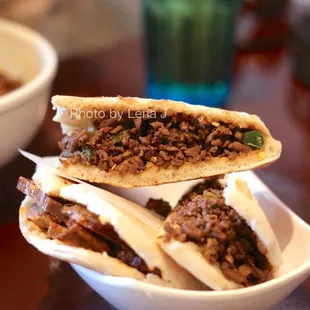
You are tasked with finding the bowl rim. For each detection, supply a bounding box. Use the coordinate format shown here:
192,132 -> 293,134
73,258 -> 310,299
0,17 -> 58,114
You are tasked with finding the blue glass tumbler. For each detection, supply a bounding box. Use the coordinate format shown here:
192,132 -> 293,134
144,0 -> 241,107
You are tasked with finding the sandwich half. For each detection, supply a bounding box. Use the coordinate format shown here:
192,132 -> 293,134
17,169 -> 204,290
52,96 -> 281,188
157,174 -> 282,290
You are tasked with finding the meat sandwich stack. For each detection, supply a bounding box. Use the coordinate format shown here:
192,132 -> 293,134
17,96 -> 282,290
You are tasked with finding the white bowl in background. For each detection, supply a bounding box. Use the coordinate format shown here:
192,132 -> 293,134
72,171 -> 310,310
0,18 -> 57,167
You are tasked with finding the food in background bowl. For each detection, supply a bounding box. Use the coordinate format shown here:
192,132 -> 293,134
0,71 -> 23,96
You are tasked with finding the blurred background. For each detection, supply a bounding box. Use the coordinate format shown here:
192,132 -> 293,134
1,0 -> 307,103
0,0 -> 307,99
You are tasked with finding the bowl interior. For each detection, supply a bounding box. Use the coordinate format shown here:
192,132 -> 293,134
0,20 -> 41,83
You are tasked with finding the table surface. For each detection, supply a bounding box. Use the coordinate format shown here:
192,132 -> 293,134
1,36 -> 310,309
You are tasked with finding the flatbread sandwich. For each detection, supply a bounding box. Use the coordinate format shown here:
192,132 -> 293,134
17,169 -> 204,290
157,174 -> 282,290
52,96 -> 281,188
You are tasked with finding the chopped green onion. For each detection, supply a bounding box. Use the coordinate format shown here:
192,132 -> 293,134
87,126 -> 96,135
113,133 -> 123,144
242,130 -> 264,149
203,190 -> 216,198
84,148 -> 93,161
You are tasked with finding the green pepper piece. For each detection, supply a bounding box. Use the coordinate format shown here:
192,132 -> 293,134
211,204 -> 219,209
242,130 -> 264,149
113,133 -> 123,144
124,120 -> 134,130
85,148 -> 93,161
88,126 -> 96,135
203,190 -> 216,198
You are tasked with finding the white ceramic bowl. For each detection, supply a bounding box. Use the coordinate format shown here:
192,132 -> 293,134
0,18 -> 57,167
72,171 -> 310,310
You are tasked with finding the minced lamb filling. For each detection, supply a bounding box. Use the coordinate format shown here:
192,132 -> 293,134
17,177 -> 161,277
145,198 -> 172,218
59,112 -> 264,174
163,178 -> 272,286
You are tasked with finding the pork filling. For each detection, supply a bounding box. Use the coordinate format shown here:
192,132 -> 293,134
59,112 -> 264,174
163,178 -> 272,286
17,177 -> 161,277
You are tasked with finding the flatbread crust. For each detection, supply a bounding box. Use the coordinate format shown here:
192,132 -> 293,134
157,174 -> 282,290
52,96 -> 281,188
19,170 -> 204,290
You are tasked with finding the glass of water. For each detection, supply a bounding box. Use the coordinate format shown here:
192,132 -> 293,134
144,0 -> 242,107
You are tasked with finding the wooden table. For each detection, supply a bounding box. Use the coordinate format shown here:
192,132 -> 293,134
1,38 -> 310,309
